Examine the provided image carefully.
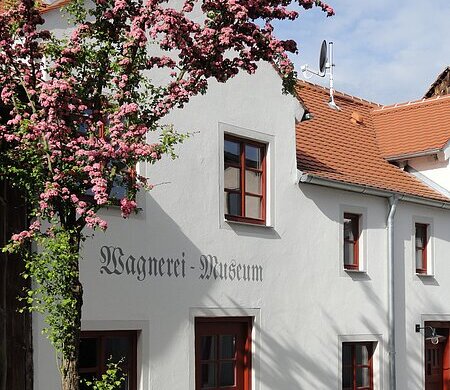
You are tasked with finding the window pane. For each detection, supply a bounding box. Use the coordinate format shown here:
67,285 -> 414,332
415,224 -> 427,247
109,175 -> 127,200
80,373 -> 97,390
416,249 -> 424,269
416,235 -> 424,249
342,345 -> 352,365
245,195 -> 261,219
355,345 -> 369,365
225,192 -> 241,216
344,219 -> 354,241
219,335 -> 236,359
245,145 -> 262,169
79,338 -> 97,369
201,363 -> 216,388
342,367 -> 353,388
225,140 -> 240,165
201,336 -> 217,360
119,376 -> 128,390
344,242 -> 354,265
219,362 -> 235,387
224,166 -> 240,191
104,337 -> 130,365
356,367 -> 370,387
245,170 -> 262,194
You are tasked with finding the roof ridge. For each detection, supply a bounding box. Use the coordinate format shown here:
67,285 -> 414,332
296,79 -> 381,108
373,93 -> 450,112
423,66 -> 450,99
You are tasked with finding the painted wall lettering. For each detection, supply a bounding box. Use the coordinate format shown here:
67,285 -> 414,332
99,246 -> 263,283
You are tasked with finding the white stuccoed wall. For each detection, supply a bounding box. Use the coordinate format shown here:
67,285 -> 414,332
32,6 -> 450,390
394,201 -> 450,389
408,155 -> 450,193
33,58 -> 394,389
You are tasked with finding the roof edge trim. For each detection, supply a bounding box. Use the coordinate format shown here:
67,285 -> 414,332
385,148 -> 442,161
297,171 -> 450,209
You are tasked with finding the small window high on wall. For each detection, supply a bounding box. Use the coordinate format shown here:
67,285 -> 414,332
224,135 -> 266,225
195,317 -> 252,390
79,330 -> 137,390
343,213 -> 360,270
415,223 -> 429,274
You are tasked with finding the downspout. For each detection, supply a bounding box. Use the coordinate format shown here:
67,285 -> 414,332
387,195 -> 399,390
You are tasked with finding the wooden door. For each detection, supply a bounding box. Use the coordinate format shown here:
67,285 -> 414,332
426,340 -> 444,390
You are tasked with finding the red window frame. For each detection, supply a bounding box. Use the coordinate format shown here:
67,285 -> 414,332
79,330 -> 137,390
195,317 -> 252,390
224,135 -> 266,225
415,223 -> 428,274
342,342 -> 374,390
343,213 -> 360,270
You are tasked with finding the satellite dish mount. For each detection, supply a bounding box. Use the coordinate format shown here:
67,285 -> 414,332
301,40 -> 340,111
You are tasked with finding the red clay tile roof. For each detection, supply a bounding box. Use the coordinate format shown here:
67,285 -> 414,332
295,80 -> 450,203
424,66 -> 450,99
372,95 -> 450,160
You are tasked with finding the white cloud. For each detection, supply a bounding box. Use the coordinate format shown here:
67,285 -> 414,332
275,0 -> 450,104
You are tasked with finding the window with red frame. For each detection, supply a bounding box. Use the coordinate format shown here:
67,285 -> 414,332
195,317 -> 252,390
224,136 -> 266,225
344,213 -> 360,270
342,342 -> 374,390
79,118 -> 132,202
415,223 -> 428,274
79,330 -> 137,390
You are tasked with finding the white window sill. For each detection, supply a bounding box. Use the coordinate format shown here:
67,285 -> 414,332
224,219 -> 274,229
415,272 -> 435,277
344,268 -> 367,274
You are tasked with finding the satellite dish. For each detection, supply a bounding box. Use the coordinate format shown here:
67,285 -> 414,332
319,40 -> 327,74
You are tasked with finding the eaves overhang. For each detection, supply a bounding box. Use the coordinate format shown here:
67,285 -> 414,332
384,148 -> 443,162
298,170 -> 450,210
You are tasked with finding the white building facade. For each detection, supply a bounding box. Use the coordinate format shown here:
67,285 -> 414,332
32,6 -> 450,390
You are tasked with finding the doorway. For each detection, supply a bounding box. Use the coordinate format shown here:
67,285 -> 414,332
425,322 -> 450,390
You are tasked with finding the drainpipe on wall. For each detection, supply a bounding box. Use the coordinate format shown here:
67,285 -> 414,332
387,195 -> 399,390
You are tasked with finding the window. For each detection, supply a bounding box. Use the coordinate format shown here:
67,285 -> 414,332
343,213 -> 360,270
195,317 -> 252,390
79,330 -> 137,390
80,119 -> 131,202
342,342 -> 373,390
224,135 -> 266,225
415,223 -> 428,274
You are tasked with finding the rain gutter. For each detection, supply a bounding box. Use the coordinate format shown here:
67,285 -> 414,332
297,171 -> 450,209
387,195 -> 398,390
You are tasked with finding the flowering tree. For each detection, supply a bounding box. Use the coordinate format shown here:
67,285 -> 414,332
0,0 -> 332,389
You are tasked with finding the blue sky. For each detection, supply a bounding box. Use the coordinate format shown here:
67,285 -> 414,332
274,0 -> 450,105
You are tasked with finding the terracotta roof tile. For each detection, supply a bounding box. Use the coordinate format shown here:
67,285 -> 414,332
372,95 -> 450,160
295,80 -> 450,203
424,66 -> 450,98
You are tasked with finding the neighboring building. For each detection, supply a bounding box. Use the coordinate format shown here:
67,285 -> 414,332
0,180 -> 33,390
4,3 -> 450,390
424,67 -> 450,99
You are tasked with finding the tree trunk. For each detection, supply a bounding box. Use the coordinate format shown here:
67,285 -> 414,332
60,236 -> 83,390
61,357 -> 80,390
